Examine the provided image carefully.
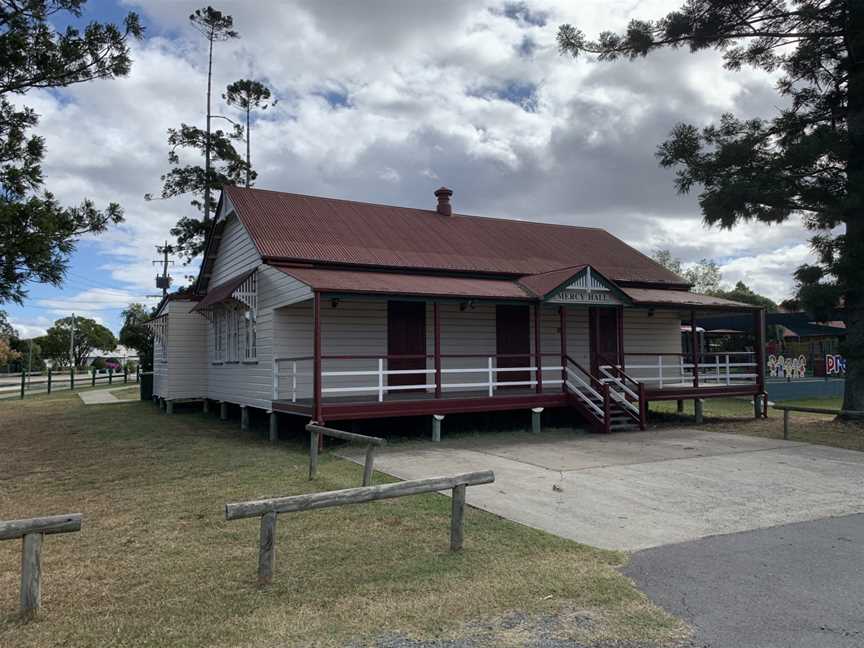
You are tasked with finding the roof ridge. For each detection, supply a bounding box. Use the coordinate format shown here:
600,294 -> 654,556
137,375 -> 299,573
224,184 -> 607,233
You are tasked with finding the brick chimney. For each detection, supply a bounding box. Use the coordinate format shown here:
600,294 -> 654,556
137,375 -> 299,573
434,186 -> 453,216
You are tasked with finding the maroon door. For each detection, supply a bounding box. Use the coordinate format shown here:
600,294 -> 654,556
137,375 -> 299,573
589,307 -> 622,376
496,305 -> 531,387
387,301 -> 426,388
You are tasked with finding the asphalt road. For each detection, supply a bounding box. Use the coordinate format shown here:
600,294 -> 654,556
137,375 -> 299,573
623,513 -> 864,648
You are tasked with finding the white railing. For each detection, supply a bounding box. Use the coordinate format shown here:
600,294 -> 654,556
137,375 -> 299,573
273,356 -> 564,403
622,352 -> 758,389
598,366 -> 640,415
564,365 -> 605,418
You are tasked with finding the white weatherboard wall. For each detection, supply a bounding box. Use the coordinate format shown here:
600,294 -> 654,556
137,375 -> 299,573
166,300 -> 208,399
209,213 -> 260,286
204,213 -> 312,409
152,299 -> 208,401
622,309 -> 683,384
269,299 -> 597,400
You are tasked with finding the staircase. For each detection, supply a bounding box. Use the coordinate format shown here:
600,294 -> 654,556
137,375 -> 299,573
563,356 -> 645,433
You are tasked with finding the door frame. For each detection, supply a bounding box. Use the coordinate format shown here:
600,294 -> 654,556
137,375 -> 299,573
495,304 -> 531,387
387,300 -> 427,389
588,305 -> 624,377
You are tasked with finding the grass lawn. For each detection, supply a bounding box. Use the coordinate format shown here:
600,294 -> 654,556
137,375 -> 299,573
649,396 -> 864,452
0,391 -> 686,648
108,386 -> 140,400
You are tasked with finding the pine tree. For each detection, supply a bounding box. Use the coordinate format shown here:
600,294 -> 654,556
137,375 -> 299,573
0,1 -> 142,303
224,79 -> 275,187
560,1 -> 864,412
147,6 -> 243,260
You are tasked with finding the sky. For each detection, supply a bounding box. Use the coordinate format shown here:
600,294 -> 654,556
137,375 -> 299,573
4,0 -> 817,338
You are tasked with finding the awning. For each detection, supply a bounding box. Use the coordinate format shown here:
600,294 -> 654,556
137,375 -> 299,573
621,287 -> 756,310
270,265 -> 532,300
192,268 -> 256,311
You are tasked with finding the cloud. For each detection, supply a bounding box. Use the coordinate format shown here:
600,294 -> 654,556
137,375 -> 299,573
14,0 -> 811,332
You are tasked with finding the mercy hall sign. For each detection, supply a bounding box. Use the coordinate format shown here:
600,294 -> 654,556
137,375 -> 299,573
546,267 -> 622,305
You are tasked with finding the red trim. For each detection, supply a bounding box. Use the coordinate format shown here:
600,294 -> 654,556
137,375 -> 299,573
434,302 -> 442,398
690,309 -> 699,388
755,309 -> 766,392
315,393 -> 569,421
559,306 -> 567,393
313,291 -> 322,423
646,386 -> 759,400
617,305 -> 625,371
534,303 -> 542,393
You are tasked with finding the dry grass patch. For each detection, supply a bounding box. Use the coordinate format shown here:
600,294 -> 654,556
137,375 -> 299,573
0,392 -> 686,647
650,397 -> 864,452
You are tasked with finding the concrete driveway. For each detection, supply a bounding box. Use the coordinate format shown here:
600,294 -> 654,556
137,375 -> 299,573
342,428 -> 864,550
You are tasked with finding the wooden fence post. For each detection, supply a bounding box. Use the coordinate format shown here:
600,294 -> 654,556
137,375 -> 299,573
309,428 -> 319,480
20,371 -> 25,399
20,532 -> 43,617
450,484 -> 466,551
47,369 -> 52,394
362,445 -> 376,487
91,368 -> 96,387
108,368 -> 113,385
0,513 -> 82,618
70,367 -> 75,391
257,511 -> 277,587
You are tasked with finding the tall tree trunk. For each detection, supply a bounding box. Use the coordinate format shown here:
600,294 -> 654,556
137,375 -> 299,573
245,106 -> 250,188
204,34 -> 214,226
842,2 -> 864,413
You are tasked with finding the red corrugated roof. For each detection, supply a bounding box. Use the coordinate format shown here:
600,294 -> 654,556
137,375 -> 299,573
516,265 -> 587,298
621,287 -> 755,309
192,268 -> 256,311
224,186 -> 687,285
271,265 -> 532,300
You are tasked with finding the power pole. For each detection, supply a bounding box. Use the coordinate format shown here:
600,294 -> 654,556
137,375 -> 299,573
153,241 -> 175,299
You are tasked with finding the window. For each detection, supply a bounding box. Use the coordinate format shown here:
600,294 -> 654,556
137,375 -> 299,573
244,308 -> 257,360
229,310 -> 241,362
152,316 -> 168,363
212,310 -> 224,363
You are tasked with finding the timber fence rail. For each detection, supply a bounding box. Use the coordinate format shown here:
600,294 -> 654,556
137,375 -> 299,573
307,423 -> 386,486
0,513 -> 82,618
225,470 -> 495,587
2,366 -> 140,400
772,404 -> 864,439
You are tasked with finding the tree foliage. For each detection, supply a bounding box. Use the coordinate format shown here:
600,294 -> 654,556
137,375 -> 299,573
119,303 -> 154,370
0,337 -> 20,366
39,315 -> 116,368
652,249 -> 722,294
148,123 -> 249,259
0,1 -> 141,304
0,309 -> 16,340
224,78 -> 274,188
561,1 -> 864,410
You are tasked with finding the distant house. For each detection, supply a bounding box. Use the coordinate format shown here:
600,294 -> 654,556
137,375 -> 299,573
149,186 -> 766,434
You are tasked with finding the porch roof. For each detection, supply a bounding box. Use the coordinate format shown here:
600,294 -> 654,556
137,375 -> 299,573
270,265 -> 533,300
191,268 -> 256,311
621,287 -> 757,310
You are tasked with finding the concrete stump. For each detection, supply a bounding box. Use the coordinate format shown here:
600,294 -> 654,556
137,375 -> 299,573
432,415 -> 444,442
269,412 -> 278,442
531,407 -> 543,434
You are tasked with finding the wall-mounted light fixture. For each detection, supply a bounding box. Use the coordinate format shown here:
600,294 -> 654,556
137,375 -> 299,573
331,298 -> 340,309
